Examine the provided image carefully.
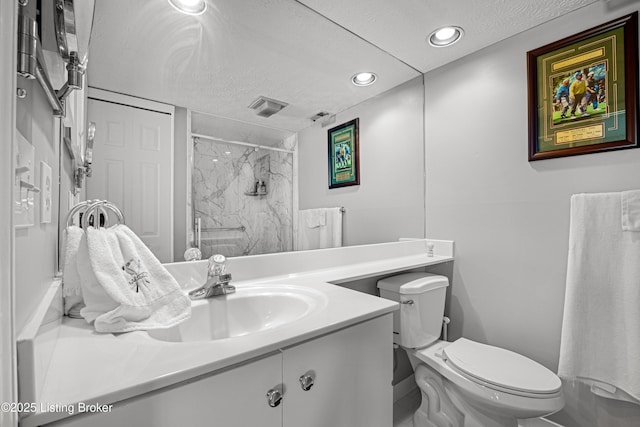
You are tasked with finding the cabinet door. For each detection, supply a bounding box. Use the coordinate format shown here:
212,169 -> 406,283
282,314 -> 393,427
48,352 -> 283,427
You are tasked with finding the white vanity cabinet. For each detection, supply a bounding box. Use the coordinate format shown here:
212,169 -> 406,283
282,313 -> 393,427
46,351 -> 284,427
45,314 -> 392,427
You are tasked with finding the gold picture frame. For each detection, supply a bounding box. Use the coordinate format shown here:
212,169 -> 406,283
527,13 -> 638,161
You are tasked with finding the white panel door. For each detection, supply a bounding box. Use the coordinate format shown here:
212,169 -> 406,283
87,97 -> 173,262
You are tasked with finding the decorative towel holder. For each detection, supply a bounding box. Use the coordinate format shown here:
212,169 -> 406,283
66,199 -> 125,229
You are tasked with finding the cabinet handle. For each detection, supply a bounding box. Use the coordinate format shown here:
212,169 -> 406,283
299,372 -> 315,391
266,388 -> 283,407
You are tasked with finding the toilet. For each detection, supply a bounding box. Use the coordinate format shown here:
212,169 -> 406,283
378,273 -> 564,427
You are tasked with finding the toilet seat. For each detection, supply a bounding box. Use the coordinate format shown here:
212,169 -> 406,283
442,338 -> 562,398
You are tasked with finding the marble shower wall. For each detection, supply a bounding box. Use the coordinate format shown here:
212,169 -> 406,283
193,139 -> 293,257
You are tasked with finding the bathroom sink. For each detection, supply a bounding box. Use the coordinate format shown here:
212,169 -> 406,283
148,284 -> 326,342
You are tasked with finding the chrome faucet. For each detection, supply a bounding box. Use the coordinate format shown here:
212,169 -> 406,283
188,254 -> 235,300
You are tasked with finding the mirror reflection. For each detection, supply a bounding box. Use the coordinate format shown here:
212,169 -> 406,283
79,0 -> 425,262
191,132 -> 295,257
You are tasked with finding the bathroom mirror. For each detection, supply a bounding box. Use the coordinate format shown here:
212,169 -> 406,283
75,0 -> 425,261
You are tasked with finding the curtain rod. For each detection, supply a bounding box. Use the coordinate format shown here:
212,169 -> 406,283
191,133 -> 294,154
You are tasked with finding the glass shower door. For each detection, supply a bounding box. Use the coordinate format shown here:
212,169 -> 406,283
192,137 -> 293,258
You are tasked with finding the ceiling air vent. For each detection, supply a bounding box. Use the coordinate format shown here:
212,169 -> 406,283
310,111 -> 330,121
310,111 -> 336,127
248,96 -> 288,118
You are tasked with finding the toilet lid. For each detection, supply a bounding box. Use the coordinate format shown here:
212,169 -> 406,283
443,338 -> 561,395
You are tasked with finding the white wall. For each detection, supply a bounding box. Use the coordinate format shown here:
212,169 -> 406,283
424,2 -> 640,426
13,3 -> 77,334
14,76 -> 65,333
298,76 -> 425,246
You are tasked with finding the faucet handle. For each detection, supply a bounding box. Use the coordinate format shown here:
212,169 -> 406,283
184,247 -> 202,262
208,254 -> 227,276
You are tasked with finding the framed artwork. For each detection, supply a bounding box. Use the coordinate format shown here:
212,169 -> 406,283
527,12 -> 638,161
328,118 -> 360,188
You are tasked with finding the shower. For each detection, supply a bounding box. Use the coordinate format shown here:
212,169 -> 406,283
190,130 -> 294,258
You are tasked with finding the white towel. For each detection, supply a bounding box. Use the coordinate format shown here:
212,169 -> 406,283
558,192 -> 640,403
80,225 -> 190,333
304,209 -> 326,228
621,190 -> 640,231
62,225 -> 85,317
77,231 -> 119,323
581,378 -> 640,404
297,208 -> 342,250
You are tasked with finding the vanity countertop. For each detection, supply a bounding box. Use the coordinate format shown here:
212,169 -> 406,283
18,239 -> 453,427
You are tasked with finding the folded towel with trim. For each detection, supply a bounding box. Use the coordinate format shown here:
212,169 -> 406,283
62,225 -> 85,317
621,190 -> 640,231
80,224 -> 190,333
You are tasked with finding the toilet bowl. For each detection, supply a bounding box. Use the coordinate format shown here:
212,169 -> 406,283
377,273 -> 564,427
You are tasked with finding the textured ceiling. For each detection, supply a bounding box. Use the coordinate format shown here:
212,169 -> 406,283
297,0 -> 600,73
88,0 -> 600,133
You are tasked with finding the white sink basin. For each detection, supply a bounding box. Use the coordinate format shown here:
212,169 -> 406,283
148,284 -> 327,342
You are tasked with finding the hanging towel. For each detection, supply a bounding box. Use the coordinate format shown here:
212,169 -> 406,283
297,208 -> 342,250
621,190 -> 640,231
305,209 -> 326,228
62,225 -> 85,317
77,230 -> 119,324
80,225 -> 190,333
558,192 -> 640,404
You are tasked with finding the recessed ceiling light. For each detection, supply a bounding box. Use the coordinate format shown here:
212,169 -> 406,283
428,26 -> 463,47
168,0 -> 207,15
352,72 -> 377,86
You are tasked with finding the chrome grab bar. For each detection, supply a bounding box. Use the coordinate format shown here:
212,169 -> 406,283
201,225 -> 246,232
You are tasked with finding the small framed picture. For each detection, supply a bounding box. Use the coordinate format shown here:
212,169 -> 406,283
328,118 -> 360,189
526,13 -> 638,161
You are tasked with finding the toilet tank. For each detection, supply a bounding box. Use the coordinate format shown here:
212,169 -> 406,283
377,273 -> 449,349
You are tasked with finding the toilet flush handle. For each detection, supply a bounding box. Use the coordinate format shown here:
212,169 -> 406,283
401,299 -> 414,305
